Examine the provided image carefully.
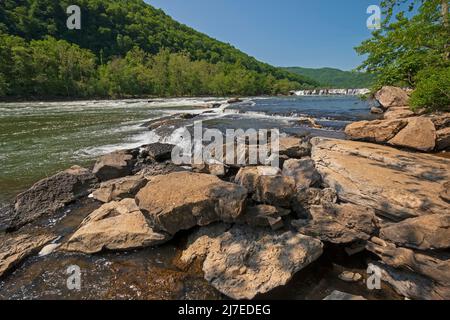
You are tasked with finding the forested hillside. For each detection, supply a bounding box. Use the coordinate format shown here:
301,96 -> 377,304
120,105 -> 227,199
0,0 -> 318,99
283,67 -> 376,89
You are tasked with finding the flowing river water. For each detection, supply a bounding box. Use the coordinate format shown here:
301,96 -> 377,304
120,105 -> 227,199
0,96 -> 401,300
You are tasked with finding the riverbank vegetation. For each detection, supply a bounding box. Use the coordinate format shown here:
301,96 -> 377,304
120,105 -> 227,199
0,0 -> 318,99
356,0 -> 450,111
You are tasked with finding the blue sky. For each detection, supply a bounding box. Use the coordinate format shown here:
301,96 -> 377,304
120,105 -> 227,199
147,0 -> 382,71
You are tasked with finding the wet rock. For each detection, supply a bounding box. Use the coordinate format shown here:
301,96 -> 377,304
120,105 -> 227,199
141,143 -> 175,162
0,233 -> 55,277
388,117 -> 436,152
227,98 -> 242,104
374,86 -> 410,109
370,107 -> 384,114
383,107 -> 415,120
311,137 -> 450,220
282,158 -> 321,190
234,166 -> 281,194
135,172 -> 247,235
253,175 -> 296,207
323,290 -> 366,300
61,199 -> 168,254
93,149 -> 137,181
91,175 -> 147,203
179,224 -> 323,300
292,203 -> 376,244
298,117 -> 322,128
279,136 -> 311,158
345,119 -> 408,143
436,127 -> 450,151
291,188 -> 338,217
9,166 -> 96,229
338,271 -> 362,283
379,214 -> 450,250
368,262 -> 450,300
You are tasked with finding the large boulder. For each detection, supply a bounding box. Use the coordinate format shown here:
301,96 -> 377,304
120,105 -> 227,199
282,158 -> 321,190
279,136 -> 311,158
388,117 -> 436,152
375,86 -> 410,109
345,119 -> 408,143
140,143 -> 175,162
253,175 -> 296,207
291,187 -> 337,218
436,127 -> 450,151
311,137 -> 450,220
379,214 -> 450,250
61,199 -> 168,254
8,166 -> 96,229
236,205 -> 289,230
179,224 -> 323,300
91,175 -> 147,203
234,166 -> 281,194
0,233 -> 55,277
135,172 -> 247,235
292,203 -> 376,244
93,149 -> 137,181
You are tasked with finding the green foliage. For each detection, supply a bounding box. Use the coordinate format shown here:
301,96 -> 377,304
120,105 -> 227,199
356,0 -> 449,111
410,66 -> 450,111
282,67 -> 376,88
0,0 -> 318,98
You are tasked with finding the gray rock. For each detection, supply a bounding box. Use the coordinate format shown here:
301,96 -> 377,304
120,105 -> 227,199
282,158 -> 321,190
93,149 -> 137,181
141,143 -> 175,162
323,290 -> 366,300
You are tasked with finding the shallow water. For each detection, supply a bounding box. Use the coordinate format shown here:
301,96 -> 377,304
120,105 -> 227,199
0,96 -> 375,205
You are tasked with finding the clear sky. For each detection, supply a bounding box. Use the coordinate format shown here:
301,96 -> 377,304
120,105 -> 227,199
147,0 -> 382,71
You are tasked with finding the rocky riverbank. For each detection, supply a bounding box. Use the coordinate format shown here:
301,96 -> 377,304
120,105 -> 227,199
0,92 -> 449,300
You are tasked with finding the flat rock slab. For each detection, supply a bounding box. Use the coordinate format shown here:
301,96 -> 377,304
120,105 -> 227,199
91,175 -> 147,203
323,290 -> 366,300
311,137 -> 450,221
62,199 -> 168,254
292,203 -> 376,244
180,224 -> 323,300
136,172 -> 247,235
380,214 -> 450,250
0,233 -> 56,277
9,166 -> 96,229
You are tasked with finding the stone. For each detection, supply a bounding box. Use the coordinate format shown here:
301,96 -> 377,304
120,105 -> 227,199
366,237 -> 450,286
323,290 -> 366,300
227,98 -> 242,104
383,107 -> 415,120
292,203 -> 376,244
279,136 -> 311,158
8,166 -> 96,229
91,175 -> 147,203
237,205 -> 289,230
370,107 -> 384,114
440,181 -> 450,203
282,158 -> 321,190
345,119 -> 408,143
368,262 -> 450,300
0,233 -> 55,277
292,188 -> 338,218
374,86 -> 410,109
135,172 -> 247,235
38,243 -> 60,257
436,127 -> 450,151
338,271 -> 362,283
61,199 -> 168,254
137,161 -> 188,177
234,166 -> 281,194
93,149 -> 137,181
388,117 -> 436,152
253,175 -> 296,207
379,214 -> 450,250
428,113 -> 450,130
141,143 -> 175,162
179,224 -> 323,300
311,137 -> 450,220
